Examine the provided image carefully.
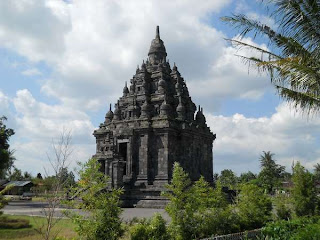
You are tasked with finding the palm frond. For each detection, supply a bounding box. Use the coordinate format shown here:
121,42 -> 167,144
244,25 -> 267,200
225,38 -> 281,59
273,0 -> 320,51
221,14 -> 317,61
276,85 -> 320,113
222,0 -> 320,114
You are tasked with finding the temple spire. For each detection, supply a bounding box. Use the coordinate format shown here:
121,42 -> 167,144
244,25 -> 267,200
148,25 -> 167,65
156,26 -> 160,39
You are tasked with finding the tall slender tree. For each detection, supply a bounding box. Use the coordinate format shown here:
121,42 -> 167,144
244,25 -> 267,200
292,162 -> 317,216
258,151 -> 285,193
0,116 -> 15,179
222,0 -> 320,114
313,163 -> 320,182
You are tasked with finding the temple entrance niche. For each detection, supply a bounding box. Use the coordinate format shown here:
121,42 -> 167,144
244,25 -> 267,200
98,160 -> 105,174
118,139 -> 129,175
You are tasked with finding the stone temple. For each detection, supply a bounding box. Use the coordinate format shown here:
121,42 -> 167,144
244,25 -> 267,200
93,26 -> 216,207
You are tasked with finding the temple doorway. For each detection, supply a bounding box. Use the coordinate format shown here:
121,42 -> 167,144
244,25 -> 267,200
119,142 -> 128,175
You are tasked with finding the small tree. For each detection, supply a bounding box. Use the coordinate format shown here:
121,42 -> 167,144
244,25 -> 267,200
0,185 -> 13,216
273,193 -> 292,220
258,151 -> 285,193
219,169 -> 238,189
291,162 -> 317,216
191,178 -> 239,238
0,116 -> 15,179
236,183 -> 272,230
313,163 -> 320,182
35,130 -> 73,240
163,163 -> 238,240
66,158 -> 123,240
162,162 -> 194,240
239,171 -> 257,184
7,167 -> 23,181
129,213 -> 170,240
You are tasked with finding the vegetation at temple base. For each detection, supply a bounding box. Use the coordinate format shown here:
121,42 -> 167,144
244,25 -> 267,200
1,120 -> 318,240
65,158 -> 124,240
161,162 -> 271,240
128,213 -> 170,240
262,216 -> 320,240
235,183 -> 272,230
219,169 -> 238,189
157,157 -> 320,240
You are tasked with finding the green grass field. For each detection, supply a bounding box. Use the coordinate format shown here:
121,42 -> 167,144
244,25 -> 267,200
0,215 -> 77,240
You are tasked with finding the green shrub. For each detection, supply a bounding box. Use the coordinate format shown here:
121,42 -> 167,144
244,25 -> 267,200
54,237 -> 77,240
163,163 -> 240,240
236,184 -> 272,230
130,223 -> 149,240
291,223 -> 320,240
193,206 -> 240,238
291,162 -> 317,217
273,194 -> 292,220
66,158 -> 123,240
0,216 -> 30,229
262,216 -> 320,240
129,214 -> 170,240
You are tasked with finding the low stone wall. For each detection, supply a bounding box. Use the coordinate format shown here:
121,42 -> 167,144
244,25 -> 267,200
200,229 -> 262,240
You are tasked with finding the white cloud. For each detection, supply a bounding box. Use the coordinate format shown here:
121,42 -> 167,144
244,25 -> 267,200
0,0 -> 70,63
10,89 -> 95,174
246,12 -> 276,30
207,103 -> 320,174
1,0 -> 270,114
0,90 -> 9,110
13,89 -> 94,140
0,90 -> 14,125
21,68 -> 41,76
189,36 -> 271,101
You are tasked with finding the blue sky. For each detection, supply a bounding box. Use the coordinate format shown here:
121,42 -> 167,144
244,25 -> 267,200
1,0 -> 319,176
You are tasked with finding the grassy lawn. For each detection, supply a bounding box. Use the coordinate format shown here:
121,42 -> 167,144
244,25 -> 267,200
31,197 -> 47,202
0,215 -> 77,240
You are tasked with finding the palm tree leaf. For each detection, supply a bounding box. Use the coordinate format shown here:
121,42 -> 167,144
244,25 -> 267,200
273,0 -> 320,51
276,85 -> 320,113
222,0 -> 320,114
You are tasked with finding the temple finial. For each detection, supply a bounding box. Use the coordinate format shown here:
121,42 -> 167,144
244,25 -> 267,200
156,26 -> 160,39
109,103 -> 112,111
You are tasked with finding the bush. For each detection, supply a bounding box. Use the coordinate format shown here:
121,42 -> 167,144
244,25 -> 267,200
262,216 -> 320,240
291,162 -> 317,217
129,214 -> 170,240
193,206 -> 240,238
291,223 -> 320,240
163,163 -> 241,240
130,223 -> 149,240
273,194 -> 292,220
0,216 -> 31,229
66,159 -> 123,240
236,184 -> 272,230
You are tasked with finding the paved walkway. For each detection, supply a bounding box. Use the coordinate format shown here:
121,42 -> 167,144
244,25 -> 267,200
3,201 -> 170,222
